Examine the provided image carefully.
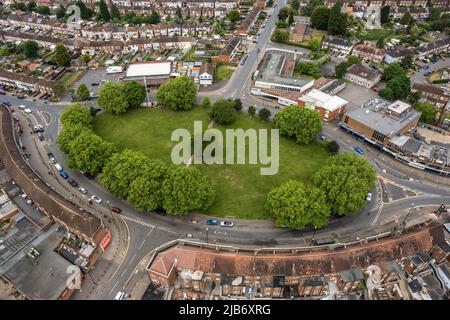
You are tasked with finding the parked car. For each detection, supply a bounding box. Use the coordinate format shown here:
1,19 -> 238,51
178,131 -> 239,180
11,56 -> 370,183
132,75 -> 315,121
19,105 -> 26,110
424,71 -> 431,76
4,101 -> 11,106
54,163 -> 63,171
91,82 -> 99,86
0,89 -> 6,95
17,95 -> 25,99
206,219 -> 218,225
423,65 -> 429,70
24,108 -> 32,114
59,170 -> 69,179
114,291 -> 126,300
366,192 -> 372,202
84,172 -> 95,180
78,187 -> 88,194
33,124 -> 44,132
68,179 -> 78,187
111,207 -> 122,214
91,195 -> 102,204
354,146 -> 365,155
220,221 -> 234,227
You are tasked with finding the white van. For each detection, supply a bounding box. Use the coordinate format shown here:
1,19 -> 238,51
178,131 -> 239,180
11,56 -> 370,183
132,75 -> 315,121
114,291 -> 126,300
54,163 -> 63,171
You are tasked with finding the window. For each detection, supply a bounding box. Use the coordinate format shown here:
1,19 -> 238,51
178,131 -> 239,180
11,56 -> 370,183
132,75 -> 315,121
372,130 -> 386,143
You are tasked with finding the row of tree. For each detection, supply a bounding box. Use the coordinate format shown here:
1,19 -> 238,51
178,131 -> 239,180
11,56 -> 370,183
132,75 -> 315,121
266,152 -> 376,229
97,81 -> 147,114
57,103 -> 216,215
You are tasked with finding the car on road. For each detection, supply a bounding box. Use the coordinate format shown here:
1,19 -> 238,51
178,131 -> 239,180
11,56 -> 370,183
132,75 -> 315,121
78,187 -> 88,194
423,65 -> 429,70
68,179 -> 78,187
220,221 -> 234,227
17,95 -> 25,99
24,108 -> 32,114
33,124 -> 44,132
91,195 -> 102,204
206,219 -> 218,225
59,170 -> 69,179
4,101 -> 11,106
354,146 -> 365,155
54,163 -> 63,171
19,105 -> 26,110
84,172 -> 95,180
47,152 -> 55,161
91,82 -> 99,86
366,192 -> 372,202
424,71 -> 431,76
0,89 -> 6,95
111,207 -> 122,214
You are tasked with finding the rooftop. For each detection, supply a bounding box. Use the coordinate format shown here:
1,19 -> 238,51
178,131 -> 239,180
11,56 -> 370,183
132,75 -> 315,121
126,61 -> 172,78
346,63 -> 381,81
299,89 -> 348,112
344,98 -> 421,137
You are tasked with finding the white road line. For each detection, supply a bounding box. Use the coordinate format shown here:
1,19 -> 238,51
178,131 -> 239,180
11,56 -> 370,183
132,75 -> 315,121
138,238 -> 146,250
109,280 -> 119,295
128,254 -> 137,266
120,267 -> 128,278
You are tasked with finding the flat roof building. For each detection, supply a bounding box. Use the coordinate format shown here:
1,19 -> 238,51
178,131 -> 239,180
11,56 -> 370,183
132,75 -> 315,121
125,61 -> 173,88
341,97 -> 421,145
298,89 -> 348,122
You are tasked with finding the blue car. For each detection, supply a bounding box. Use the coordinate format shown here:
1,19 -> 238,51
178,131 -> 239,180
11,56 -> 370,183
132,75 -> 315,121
354,146 -> 364,155
206,219 -> 218,225
59,170 -> 69,179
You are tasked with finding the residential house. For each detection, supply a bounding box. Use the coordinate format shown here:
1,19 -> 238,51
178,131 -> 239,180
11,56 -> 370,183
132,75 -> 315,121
322,36 -> 354,56
352,44 -> 385,63
199,62 -> 215,86
384,46 -> 416,64
344,63 -> 381,88
216,37 -> 241,63
415,36 -> 450,58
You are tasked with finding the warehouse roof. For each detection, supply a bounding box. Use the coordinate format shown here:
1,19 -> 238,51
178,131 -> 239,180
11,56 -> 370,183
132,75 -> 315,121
126,61 -> 172,78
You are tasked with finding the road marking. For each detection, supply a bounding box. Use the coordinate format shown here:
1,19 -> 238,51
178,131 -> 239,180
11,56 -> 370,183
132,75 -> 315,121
109,280 -> 119,295
120,267 -> 128,278
121,215 -> 177,234
128,254 -> 137,266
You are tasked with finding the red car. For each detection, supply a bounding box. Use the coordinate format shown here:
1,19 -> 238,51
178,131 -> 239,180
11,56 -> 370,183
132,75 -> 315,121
111,207 -> 122,214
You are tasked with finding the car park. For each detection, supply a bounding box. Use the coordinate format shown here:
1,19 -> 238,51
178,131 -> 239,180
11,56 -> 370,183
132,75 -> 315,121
220,221 -> 234,227
354,146 -> 365,155
206,219 -> 218,225
68,179 -> 78,187
91,195 -> 102,204
78,187 -> 88,194
59,170 -> 69,179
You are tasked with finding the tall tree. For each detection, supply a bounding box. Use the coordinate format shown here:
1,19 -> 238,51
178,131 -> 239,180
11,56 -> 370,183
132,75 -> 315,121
414,102 -> 437,124
311,6 -> 330,30
98,82 -> 129,114
209,99 -> 236,125
27,1 -> 37,11
77,84 -> 90,101
313,152 -> 376,216
123,81 -> 146,108
35,5 -> 50,15
328,0 -> 347,36
149,10 -> 160,24
54,44 -> 71,67
76,1 -> 92,19
57,124 -> 92,154
19,40 -> 39,59
400,10 -> 412,25
156,75 -> 197,111
291,0 -> 300,12
110,3 -> 121,20
67,131 -> 115,175
227,9 -> 240,23
274,105 -> 322,144
56,4 -> 66,19
380,5 -> 390,24
101,150 -> 149,199
128,159 -> 168,212
258,108 -> 271,121
382,62 -> 405,81
98,0 -> 110,22
60,103 -> 93,128
288,9 -> 294,26
162,167 -> 215,215
248,106 -> 256,117
266,180 -> 330,230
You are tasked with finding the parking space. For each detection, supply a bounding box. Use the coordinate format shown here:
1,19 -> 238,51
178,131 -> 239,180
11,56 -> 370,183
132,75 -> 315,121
337,82 -> 379,110
73,68 -> 124,95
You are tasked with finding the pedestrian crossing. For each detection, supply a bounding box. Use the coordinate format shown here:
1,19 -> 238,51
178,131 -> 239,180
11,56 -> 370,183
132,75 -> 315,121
121,215 -> 177,234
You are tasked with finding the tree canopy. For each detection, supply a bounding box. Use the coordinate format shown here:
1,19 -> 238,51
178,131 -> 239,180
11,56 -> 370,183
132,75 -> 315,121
98,82 -> 130,114
311,6 -> 330,30
67,131 -> 115,175
266,180 -> 330,230
258,108 -> 271,121
162,167 -> 215,215
98,0 -> 110,21
19,40 -> 39,59
156,75 -> 197,111
414,102 -> 437,124
380,5 -> 390,24
227,9 -> 240,23
57,123 -> 92,154
328,0 -> 347,35
209,99 -> 236,124
55,44 -> 71,67
313,152 -> 376,216
123,81 -> 146,108
60,103 -> 93,128
77,84 -> 90,101
274,105 -> 322,144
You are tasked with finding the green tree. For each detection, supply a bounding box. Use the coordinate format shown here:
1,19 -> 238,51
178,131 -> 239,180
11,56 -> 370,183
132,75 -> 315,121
258,108 -> 271,121
60,103 -> 93,128
311,6 -> 330,30
101,150 -> 149,199
278,6 -> 291,21
313,152 -> 376,216
67,131 -> 115,175
209,99 -> 236,125
162,167 -> 215,215
123,81 -> 146,108
201,97 -> 211,109
19,40 -> 39,59
98,82 -> 129,114
326,140 -> 340,154
76,1 -> 92,19
384,74 -> 411,99
248,106 -> 256,116
227,9 -> 240,23
54,83 -> 66,96
379,86 -> 394,100
271,29 -> 289,44
288,10 -> 294,26
294,61 -> 321,78
335,61 -> 348,78
35,5 -> 50,14
149,10 -> 160,24
266,180 -> 330,230
128,159 -> 168,212
274,105 -> 322,144
328,0 -> 347,36
233,99 -> 243,112
77,84 -> 90,101
98,0 -> 110,21
156,75 -> 197,111
81,53 -> 91,64
291,0 -> 300,12
382,62 -> 405,81
301,0 -> 324,16
110,3 -> 121,20
376,37 -> 385,49
54,44 -> 71,67
414,102 -> 437,124
408,90 -> 422,105
57,124 -> 92,154
56,5 -> 66,19
400,11 -> 412,25
380,5 -> 390,24
0,47 -> 10,57
27,1 -> 36,11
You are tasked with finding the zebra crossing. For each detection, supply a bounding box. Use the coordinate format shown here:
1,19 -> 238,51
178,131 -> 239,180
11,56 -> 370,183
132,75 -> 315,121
121,215 -> 177,234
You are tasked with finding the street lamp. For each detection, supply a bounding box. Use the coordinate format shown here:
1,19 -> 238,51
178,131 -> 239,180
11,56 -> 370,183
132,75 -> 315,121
311,225 -> 317,246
